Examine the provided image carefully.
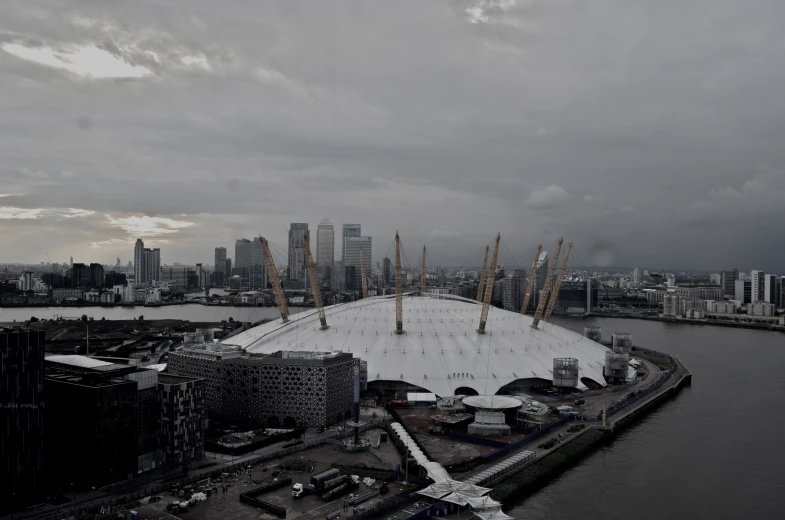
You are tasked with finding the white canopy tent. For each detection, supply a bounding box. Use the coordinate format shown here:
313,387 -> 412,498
473,510 -> 513,520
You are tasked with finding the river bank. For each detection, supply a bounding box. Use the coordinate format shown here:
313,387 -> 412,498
484,354 -> 692,503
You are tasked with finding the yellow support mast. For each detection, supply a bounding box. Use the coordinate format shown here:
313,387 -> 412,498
531,238 -> 563,329
259,236 -> 289,323
520,244 -> 542,315
302,233 -> 328,329
359,245 -> 368,299
478,233 -> 501,334
420,246 -> 427,296
394,232 -> 404,334
543,242 -> 573,322
476,245 -> 489,301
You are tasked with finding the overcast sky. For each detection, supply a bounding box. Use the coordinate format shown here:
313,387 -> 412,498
1,0 -> 784,272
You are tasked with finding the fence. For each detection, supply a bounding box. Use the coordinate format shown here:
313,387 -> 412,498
348,491 -> 419,520
483,415 -> 574,464
605,357 -> 678,418
446,432 -> 508,449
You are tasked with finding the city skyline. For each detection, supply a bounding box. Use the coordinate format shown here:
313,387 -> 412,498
2,2 -> 785,270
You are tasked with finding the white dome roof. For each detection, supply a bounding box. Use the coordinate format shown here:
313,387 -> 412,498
226,294 -> 611,395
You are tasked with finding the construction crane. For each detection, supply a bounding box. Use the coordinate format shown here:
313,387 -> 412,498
259,236 -> 289,323
478,233 -> 501,334
359,245 -> 368,299
543,242 -> 573,322
394,232 -> 403,334
520,244 -> 542,315
531,238 -> 563,329
476,245 -> 489,301
420,246 -> 427,295
302,234 -> 328,329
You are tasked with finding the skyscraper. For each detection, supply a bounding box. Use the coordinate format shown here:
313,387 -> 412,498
288,223 -> 309,282
763,274 -> 780,305
235,239 -> 251,271
250,238 -> 267,290
134,239 -> 144,283
214,247 -> 227,287
90,263 -> 105,289
633,268 -> 640,287
721,270 -> 738,298
316,219 -> 335,285
143,248 -> 160,284
750,270 -> 765,302
0,330 -> 45,512
344,236 -> 372,291
383,257 -> 392,286
341,224 -> 361,261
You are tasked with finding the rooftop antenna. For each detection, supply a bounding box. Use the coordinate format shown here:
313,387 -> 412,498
531,238 -> 563,329
260,236 -> 289,323
477,245 -> 489,301
420,246 -> 427,296
543,242 -> 573,323
395,232 -> 404,334
520,244 -> 542,315
478,233 -> 501,334
302,233 -> 328,329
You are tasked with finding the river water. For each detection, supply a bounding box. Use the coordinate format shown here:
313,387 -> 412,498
0,305 -> 306,323
511,316 -> 785,520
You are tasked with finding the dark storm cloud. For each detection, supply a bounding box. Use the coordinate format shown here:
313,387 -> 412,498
1,0 -> 784,271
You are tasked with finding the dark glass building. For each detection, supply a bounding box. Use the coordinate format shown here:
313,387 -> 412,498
45,370 -> 138,489
0,330 -> 45,513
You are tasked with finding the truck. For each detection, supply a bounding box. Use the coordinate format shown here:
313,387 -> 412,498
292,483 -> 304,498
310,469 -> 342,492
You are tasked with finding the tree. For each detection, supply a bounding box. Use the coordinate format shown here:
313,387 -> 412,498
80,314 -> 88,322
138,315 -> 144,321
228,317 -> 234,322
101,317 -> 106,321
29,316 -> 39,322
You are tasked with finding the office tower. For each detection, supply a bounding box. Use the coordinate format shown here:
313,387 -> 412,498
344,236 -> 372,291
90,263 -> 104,288
70,263 -> 91,288
288,223 -> 309,282
214,247 -> 226,287
134,239 -> 144,283
721,270 -> 738,297
317,218 -> 335,284
250,238 -> 267,290
764,274 -> 780,305
734,279 -> 752,304
142,248 -> 161,284
0,330 -> 45,512
235,239 -> 251,271
383,257 -> 392,286
342,224 -> 361,261
69,256 -> 73,268
633,268 -> 640,287
116,257 -> 120,268
225,258 -> 232,280
750,270 -> 764,302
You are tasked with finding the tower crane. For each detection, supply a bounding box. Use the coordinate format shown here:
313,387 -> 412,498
543,242 -> 573,322
302,234 -> 328,329
420,246 -> 427,296
531,238 -> 563,329
476,246 -> 489,301
394,232 -> 403,334
478,233 -> 501,334
520,244 -> 542,315
359,245 -> 368,299
259,236 -> 289,323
